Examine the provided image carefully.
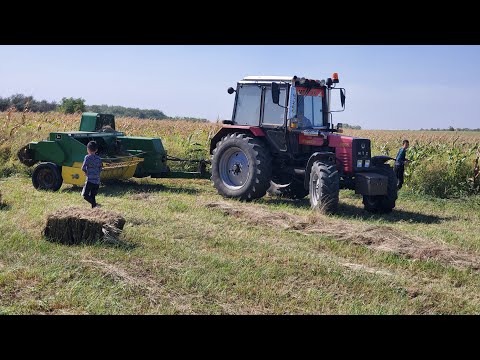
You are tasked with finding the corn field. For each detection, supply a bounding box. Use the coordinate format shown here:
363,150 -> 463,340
0,111 -> 221,175
345,129 -> 480,197
1,111 -> 479,197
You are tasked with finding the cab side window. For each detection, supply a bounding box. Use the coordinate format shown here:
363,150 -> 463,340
233,85 -> 262,125
262,87 -> 286,126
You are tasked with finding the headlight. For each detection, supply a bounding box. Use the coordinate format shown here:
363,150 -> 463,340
357,160 -> 363,168
364,160 -> 370,168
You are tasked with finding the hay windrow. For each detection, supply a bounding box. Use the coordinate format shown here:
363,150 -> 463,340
205,201 -> 480,271
0,189 -> 6,210
43,206 -> 126,245
129,192 -> 155,201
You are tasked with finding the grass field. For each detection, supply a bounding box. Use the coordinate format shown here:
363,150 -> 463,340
1,111 -> 480,314
1,175 -> 480,314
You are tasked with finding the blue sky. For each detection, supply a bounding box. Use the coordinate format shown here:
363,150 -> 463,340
1,45 -> 479,129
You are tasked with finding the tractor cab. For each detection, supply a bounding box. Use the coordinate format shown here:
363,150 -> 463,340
225,75 -> 346,155
229,75 -> 344,129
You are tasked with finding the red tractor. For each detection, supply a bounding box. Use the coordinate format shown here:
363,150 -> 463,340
209,74 -> 397,213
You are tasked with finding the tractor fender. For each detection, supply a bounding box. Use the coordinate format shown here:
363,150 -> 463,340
209,126 -> 265,154
371,155 -> 394,166
304,152 -> 336,190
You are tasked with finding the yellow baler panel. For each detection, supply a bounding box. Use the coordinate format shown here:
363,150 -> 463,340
61,158 -> 143,186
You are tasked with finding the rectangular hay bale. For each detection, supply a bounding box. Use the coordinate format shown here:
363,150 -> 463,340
43,206 -> 125,245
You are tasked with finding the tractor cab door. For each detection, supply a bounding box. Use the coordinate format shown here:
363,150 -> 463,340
261,85 -> 288,153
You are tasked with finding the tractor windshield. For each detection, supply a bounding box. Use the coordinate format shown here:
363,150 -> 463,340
296,87 -> 324,129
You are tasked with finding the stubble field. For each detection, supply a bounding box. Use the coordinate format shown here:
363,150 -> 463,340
0,111 -> 479,314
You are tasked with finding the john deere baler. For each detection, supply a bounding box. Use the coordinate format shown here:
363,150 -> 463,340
17,112 -> 170,191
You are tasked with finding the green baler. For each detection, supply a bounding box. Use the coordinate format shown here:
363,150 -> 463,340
18,112 -> 205,191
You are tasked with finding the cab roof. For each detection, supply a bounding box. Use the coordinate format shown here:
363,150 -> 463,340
241,76 -> 295,83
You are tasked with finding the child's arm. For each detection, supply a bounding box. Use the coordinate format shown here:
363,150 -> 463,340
81,156 -> 89,174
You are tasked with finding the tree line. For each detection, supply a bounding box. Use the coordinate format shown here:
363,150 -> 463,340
419,126 -> 480,132
0,94 -> 57,113
0,94 -> 207,122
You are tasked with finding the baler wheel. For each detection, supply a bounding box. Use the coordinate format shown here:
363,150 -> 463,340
32,162 -> 63,192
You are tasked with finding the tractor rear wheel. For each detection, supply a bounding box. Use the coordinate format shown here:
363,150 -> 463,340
362,164 -> 398,213
211,133 -> 272,201
309,161 -> 339,213
32,162 -> 63,191
268,179 -> 309,199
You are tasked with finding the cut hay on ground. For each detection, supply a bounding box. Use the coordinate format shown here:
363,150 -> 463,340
43,206 -> 126,245
205,200 -> 480,271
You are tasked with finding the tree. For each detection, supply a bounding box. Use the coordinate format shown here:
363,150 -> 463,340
342,123 -> 362,130
31,99 -> 57,112
58,97 -> 86,114
84,104 -> 168,119
0,97 -> 9,111
448,126 -> 455,131
9,94 -> 33,111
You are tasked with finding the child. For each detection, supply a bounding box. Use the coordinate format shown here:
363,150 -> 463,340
81,141 -> 103,208
394,139 -> 409,190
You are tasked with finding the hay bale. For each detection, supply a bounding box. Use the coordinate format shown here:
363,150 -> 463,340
43,206 -> 126,245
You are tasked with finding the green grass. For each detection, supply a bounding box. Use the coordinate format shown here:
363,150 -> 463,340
1,175 -> 480,314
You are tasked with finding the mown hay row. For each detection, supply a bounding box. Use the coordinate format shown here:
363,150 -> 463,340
205,201 -> 480,271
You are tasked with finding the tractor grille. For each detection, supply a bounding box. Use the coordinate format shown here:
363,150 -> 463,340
352,138 -> 371,171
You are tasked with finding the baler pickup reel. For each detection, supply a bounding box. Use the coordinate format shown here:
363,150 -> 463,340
17,144 -> 38,167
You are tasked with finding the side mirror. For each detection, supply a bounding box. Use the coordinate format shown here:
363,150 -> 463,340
329,88 -> 346,112
227,87 -> 235,94
271,82 -> 280,104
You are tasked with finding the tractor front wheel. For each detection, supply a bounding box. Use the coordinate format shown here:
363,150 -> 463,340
211,133 -> 272,201
309,161 -> 339,213
32,162 -> 63,191
362,164 -> 397,213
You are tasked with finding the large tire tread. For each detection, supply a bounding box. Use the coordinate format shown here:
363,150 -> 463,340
211,133 -> 272,201
309,161 -> 339,213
